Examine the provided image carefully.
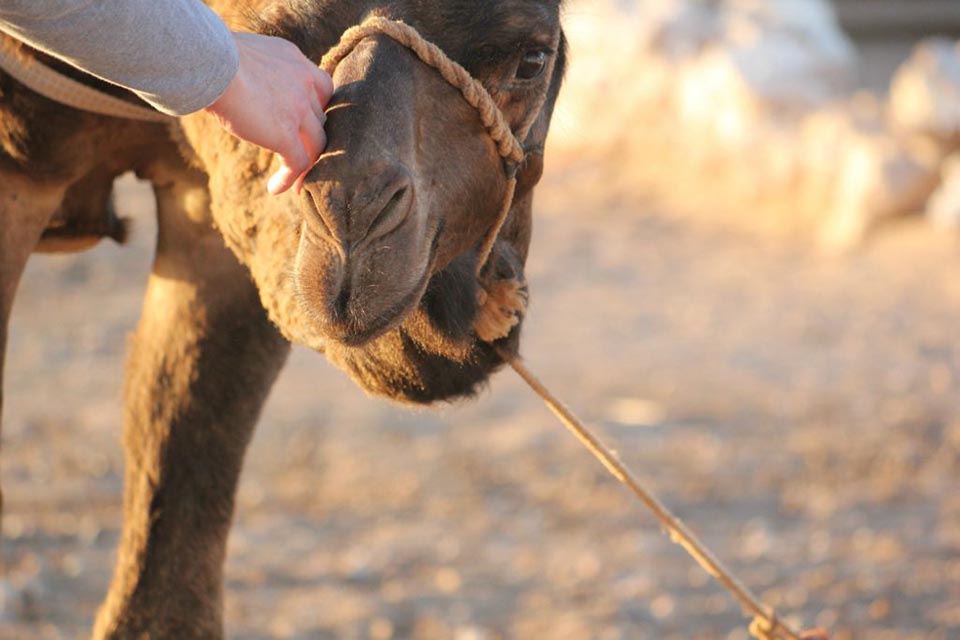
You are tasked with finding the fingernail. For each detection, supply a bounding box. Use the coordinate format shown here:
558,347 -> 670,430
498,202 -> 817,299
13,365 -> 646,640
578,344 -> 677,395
267,174 -> 283,195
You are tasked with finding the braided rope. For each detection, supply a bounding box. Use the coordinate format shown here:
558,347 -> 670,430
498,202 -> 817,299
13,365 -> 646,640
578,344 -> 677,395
320,16 -> 525,276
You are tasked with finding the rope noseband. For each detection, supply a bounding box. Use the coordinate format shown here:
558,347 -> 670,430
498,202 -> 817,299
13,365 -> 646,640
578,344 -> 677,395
320,16 -> 541,279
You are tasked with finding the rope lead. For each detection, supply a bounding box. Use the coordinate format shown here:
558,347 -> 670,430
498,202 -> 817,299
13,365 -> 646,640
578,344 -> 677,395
497,347 -> 828,640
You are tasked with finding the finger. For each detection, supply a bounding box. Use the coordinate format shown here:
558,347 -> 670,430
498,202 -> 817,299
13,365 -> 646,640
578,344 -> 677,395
313,68 -> 334,108
308,89 -> 326,123
268,162 -> 305,196
267,133 -> 310,195
301,112 -> 327,162
293,114 -> 327,194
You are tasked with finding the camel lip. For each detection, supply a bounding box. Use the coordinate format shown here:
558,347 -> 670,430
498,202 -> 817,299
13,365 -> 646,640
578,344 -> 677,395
324,258 -> 434,347
298,232 -> 441,348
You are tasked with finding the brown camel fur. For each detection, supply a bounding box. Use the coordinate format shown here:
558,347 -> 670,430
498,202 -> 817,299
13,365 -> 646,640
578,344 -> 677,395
0,1 -> 566,636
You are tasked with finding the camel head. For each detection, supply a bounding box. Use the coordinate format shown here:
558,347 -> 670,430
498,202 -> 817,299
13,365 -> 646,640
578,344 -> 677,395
191,0 -> 566,403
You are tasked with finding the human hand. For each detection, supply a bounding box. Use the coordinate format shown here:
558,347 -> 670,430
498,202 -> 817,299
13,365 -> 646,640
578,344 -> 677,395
205,32 -> 333,195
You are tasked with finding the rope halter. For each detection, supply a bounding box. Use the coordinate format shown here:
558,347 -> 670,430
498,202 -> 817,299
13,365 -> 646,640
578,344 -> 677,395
319,16 -> 549,279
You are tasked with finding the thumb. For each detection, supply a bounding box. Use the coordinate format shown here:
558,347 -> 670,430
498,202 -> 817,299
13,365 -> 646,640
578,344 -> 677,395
267,143 -> 310,195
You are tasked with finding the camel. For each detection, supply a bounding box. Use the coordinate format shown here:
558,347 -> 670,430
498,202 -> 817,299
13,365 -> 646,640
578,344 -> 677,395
0,0 -> 566,636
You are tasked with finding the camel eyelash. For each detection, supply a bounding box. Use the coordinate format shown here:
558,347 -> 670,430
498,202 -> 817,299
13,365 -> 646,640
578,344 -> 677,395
471,40 -> 554,64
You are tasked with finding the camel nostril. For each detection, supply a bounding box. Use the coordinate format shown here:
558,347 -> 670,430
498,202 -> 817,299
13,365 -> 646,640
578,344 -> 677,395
361,173 -> 414,243
302,185 -> 340,246
301,169 -> 414,249
367,184 -> 410,240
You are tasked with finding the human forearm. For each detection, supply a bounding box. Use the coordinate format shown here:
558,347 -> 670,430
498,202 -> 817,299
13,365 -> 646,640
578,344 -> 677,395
0,0 -> 239,115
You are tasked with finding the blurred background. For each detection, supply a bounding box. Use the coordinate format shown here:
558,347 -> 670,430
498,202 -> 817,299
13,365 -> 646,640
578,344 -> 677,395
551,0 -> 960,248
3,1 -> 960,639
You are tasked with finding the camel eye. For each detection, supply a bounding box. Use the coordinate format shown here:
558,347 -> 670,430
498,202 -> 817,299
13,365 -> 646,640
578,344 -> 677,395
516,50 -> 547,80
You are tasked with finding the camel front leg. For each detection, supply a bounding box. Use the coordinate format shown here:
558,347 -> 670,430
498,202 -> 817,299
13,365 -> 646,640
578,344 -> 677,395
93,175 -> 291,639
0,174 -> 63,383
0,174 -> 64,515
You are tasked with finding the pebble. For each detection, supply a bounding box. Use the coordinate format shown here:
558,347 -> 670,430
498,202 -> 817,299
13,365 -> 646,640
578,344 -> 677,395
368,616 -> 394,640
434,568 -> 462,594
650,594 -> 676,619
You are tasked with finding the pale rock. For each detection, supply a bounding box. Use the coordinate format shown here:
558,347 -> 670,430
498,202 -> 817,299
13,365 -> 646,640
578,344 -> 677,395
549,1 -> 658,152
555,0 -> 939,247
555,0 -> 856,153
819,129 -> 941,250
718,0 -> 857,110
675,49 -> 761,146
927,154 -> 960,228
890,39 -> 960,141
798,95 -> 886,215
671,0 -> 856,147
634,0 -> 718,60
755,129 -> 804,194
797,109 -> 851,212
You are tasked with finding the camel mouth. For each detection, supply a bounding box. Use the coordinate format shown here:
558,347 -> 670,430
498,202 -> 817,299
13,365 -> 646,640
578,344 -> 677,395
324,258 -> 433,347
294,228 -> 440,348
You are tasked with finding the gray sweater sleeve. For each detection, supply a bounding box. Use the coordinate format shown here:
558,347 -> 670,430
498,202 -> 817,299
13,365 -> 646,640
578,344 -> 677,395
0,1 -> 239,115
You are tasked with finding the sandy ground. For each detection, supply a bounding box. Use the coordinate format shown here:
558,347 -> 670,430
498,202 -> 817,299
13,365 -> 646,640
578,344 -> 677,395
2,156 -> 959,640
3,17 -> 960,640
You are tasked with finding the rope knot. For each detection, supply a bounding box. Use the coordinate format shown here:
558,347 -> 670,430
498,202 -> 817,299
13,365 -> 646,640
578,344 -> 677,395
749,613 -> 781,640
503,159 -> 521,180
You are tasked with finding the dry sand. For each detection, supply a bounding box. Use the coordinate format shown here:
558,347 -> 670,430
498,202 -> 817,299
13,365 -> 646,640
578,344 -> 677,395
3,12 -> 960,639
2,161 -> 959,640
